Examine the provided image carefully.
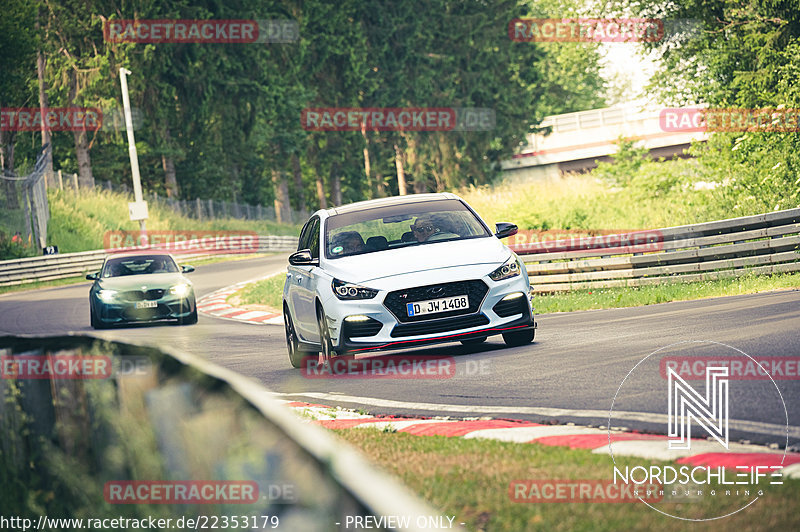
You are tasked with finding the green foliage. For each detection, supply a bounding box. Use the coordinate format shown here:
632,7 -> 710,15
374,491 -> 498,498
0,234 -> 35,259
593,139 -> 651,187
45,187 -> 299,255
612,0 -> 800,214
2,0 -> 608,211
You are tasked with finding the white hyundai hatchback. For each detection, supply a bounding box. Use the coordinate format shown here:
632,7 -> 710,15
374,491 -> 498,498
282,193 -> 536,368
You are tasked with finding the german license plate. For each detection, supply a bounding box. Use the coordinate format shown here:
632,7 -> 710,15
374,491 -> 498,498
135,301 -> 158,309
407,295 -> 468,317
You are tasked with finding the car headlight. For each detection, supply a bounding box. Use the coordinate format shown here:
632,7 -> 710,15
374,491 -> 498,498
170,283 -> 192,297
98,289 -> 118,302
489,255 -> 523,281
332,278 -> 378,300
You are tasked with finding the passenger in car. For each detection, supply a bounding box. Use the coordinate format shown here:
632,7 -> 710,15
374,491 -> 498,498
332,231 -> 367,255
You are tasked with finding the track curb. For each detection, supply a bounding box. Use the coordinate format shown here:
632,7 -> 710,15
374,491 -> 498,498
196,273 -> 284,325
277,400 -> 800,478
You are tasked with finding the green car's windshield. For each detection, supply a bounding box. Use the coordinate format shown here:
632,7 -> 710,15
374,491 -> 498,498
102,255 -> 179,278
325,199 -> 490,259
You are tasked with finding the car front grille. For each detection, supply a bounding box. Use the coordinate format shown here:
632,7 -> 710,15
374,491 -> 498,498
383,280 -> 489,323
390,313 -> 490,338
122,289 -> 165,301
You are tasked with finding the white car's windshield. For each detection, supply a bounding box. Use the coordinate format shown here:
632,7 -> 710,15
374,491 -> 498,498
325,199 -> 490,259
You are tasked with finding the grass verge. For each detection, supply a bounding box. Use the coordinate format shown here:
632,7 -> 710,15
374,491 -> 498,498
0,187 -> 301,259
334,428 -> 799,531
534,272 -> 800,313
231,272 -> 284,311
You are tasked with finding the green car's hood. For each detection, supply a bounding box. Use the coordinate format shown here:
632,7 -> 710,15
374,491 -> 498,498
97,272 -> 189,290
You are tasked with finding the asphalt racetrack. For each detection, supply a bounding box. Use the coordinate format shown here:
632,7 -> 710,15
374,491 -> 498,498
2,254 -> 799,448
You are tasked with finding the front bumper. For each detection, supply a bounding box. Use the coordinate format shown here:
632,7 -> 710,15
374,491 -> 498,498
338,312 -> 536,354
93,294 -> 196,325
322,274 -> 535,354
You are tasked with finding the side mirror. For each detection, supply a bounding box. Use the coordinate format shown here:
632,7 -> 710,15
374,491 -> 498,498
288,249 -> 319,266
86,272 -> 99,281
495,222 -> 518,239
181,265 -> 195,274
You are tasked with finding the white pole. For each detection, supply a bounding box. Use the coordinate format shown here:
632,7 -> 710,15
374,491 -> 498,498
119,67 -> 146,232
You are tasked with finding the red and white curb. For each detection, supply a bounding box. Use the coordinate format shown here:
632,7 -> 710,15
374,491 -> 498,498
275,400 -> 800,478
197,274 -> 284,325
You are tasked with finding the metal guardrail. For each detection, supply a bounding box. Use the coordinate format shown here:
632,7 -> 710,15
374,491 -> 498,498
515,208 -> 800,293
0,335 -> 446,530
0,235 -> 299,287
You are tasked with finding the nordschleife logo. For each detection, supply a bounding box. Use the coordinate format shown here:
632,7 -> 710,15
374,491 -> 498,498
607,340 -> 791,521
667,365 -> 729,450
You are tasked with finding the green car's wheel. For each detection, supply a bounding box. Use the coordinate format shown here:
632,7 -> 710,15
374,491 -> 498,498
90,307 -> 107,329
179,308 -> 198,325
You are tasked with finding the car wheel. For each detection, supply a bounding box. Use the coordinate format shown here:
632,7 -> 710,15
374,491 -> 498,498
461,337 -> 487,345
179,308 -> 198,325
285,308 -> 313,369
316,304 -> 335,369
502,328 -> 534,347
90,306 -> 106,329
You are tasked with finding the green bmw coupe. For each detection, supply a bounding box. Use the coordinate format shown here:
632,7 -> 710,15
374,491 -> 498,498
87,252 -> 197,329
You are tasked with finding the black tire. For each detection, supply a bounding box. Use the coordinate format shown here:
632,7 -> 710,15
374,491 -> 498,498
285,308 -> 313,369
179,308 -> 198,325
461,337 -> 487,346
316,304 -> 336,369
502,328 -> 535,347
90,306 -> 107,329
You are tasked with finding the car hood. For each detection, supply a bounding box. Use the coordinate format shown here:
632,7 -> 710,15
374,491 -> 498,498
321,237 -> 511,284
97,273 -> 189,290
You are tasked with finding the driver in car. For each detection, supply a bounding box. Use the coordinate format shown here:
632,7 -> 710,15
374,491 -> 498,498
410,214 -> 460,242
410,215 -> 438,242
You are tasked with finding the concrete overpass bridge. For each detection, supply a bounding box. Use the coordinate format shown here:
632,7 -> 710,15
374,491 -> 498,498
501,105 -> 708,182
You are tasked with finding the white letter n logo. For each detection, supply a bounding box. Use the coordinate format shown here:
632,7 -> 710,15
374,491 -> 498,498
668,366 -> 729,450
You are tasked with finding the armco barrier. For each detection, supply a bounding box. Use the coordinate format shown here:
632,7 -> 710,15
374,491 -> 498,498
515,208 -> 800,293
0,335 -> 446,530
0,235 -> 299,287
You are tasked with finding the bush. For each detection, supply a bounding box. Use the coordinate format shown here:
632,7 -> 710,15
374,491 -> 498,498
0,233 -> 35,259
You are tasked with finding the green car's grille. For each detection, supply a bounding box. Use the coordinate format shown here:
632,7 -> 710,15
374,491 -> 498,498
121,289 -> 166,301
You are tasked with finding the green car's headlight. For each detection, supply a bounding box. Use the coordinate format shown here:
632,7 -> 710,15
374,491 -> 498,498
98,289 -> 118,302
170,283 -> 192,297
